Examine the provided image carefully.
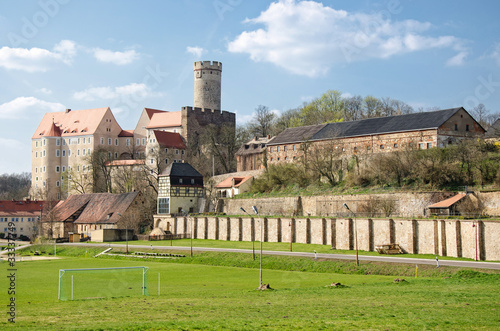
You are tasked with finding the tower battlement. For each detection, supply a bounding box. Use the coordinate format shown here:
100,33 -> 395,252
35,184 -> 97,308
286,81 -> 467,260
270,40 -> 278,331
194,60 -> 222,111
194,61 -> 222,71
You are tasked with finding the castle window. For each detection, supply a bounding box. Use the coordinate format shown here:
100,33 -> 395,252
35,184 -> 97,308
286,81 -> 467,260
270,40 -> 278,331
292,145 -> 296,151
176,149 -> 179,155
100,138 -> 104,145
454,124 -> 458,131
466,124 -> 469,132
277,146 -> 280,152
165,158 -> 168,165
182,150 -> 185,155
56,139 -> 60,146
126,139 -> 130,146
88,137 -> 91,144
115,139 -> 119,146
394,143 -> 398,148
35,151 -> 38,158
419,143 -> 424,150
56,166 -> 60,173
270,147 -> 273,152
108,138 -> 112,145
354,147 -> 357,152
114,152 -> 118,159
380,145 -> 384,150
283,146 -> 287,151
36,141 -> 38,147
165,148 -> 169,153
427,142 -> 432,149
83,149 -> 86,156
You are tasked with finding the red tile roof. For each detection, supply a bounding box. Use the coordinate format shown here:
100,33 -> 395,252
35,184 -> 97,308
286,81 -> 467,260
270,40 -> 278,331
0,200 -> 50,216
144,108 -> 166,119
153,130 -> 186,149
119,130 -> 134,137
33,107 -> 118,139
51,192 -> 140,224
147,111 -> 182,129
428,193 -> 467,208
216,176 -> 253,188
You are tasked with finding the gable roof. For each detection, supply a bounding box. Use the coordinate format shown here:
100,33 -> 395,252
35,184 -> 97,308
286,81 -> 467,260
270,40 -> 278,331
236,136 -> 274,156
144,108 -> 166,119
269,108 -> 476,145
313,108 -> 465,141
32,107 -> 117,139
428,193 -> 467,209
51,192 -> 140,224
216,176 -> 253,188
147,111 -> 182,129
0,200 -> 48,216
153,130 -> 186,149
160,162 -> 203,178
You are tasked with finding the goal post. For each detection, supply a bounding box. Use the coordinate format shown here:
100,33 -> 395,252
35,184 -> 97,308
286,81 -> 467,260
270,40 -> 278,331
58,266 -> 149,300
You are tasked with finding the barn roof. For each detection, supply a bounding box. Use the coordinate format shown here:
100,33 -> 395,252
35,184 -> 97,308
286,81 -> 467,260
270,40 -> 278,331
50,192 -> 140,224
268,108 -> 471,145
428,193 -> 467,209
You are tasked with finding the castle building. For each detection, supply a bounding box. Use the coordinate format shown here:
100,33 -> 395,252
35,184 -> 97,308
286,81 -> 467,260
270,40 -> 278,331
265,107 -> 485,165
31,61 -> 235,199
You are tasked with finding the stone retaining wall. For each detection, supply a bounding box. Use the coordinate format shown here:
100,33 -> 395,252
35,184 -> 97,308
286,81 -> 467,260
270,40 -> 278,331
153,216 -> 499,261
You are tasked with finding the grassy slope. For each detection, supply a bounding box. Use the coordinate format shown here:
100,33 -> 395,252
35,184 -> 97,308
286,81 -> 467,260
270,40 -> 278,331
2,246 -> 499,330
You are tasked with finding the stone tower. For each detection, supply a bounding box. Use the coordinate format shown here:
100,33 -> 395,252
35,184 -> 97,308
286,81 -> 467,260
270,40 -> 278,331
193,61 -> 222,110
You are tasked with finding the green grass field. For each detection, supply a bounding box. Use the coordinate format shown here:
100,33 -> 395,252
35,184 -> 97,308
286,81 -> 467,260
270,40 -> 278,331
2,245 -> 499,330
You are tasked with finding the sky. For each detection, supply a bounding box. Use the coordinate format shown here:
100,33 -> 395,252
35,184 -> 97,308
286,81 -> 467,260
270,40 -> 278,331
0,0 -> 499,174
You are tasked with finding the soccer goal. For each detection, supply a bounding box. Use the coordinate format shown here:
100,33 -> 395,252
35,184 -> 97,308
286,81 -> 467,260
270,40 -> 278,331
58,267 -> 149,300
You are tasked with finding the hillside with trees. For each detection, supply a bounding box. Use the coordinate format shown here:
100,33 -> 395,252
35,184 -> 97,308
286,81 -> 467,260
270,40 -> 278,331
237,90 -> 500,195
0,172 -> 31,200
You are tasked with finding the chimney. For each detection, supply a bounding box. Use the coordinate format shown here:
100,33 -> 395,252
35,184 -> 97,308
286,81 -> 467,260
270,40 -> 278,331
65,109 -> 71,113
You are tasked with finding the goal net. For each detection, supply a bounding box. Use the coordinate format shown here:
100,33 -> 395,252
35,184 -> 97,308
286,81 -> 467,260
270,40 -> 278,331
58,267 -> 149,300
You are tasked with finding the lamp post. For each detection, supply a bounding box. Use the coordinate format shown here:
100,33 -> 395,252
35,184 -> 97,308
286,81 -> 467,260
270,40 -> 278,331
252,205 -> 263,287
343,203 -> 359,266
240,207 -> 255,260
182,210 -> 193,257
168,222 -> 172,246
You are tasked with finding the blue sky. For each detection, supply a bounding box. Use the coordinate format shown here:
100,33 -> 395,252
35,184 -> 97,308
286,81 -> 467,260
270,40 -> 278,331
0,0 -> 499,174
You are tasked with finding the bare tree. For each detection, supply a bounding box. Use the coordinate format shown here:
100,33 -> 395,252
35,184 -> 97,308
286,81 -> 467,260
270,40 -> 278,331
249,105 -> 276,137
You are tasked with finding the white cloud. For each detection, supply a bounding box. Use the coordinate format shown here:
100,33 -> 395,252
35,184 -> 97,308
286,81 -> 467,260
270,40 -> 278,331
0,97 -> 65,119
73,83 -> 162,101
186,46 -> 205,58
228,0 -> 467,76
92,48 -> 139,65
489,42 -> 500,66
37,87 -> 52,95
0,40 -> 76,72
446,51 -> 468,66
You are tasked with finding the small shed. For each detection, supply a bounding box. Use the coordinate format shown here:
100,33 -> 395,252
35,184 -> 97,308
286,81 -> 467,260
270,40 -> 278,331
428,193 -> 467,216
216,176 -> 253,198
